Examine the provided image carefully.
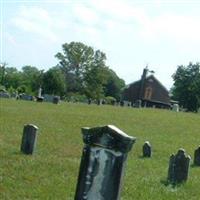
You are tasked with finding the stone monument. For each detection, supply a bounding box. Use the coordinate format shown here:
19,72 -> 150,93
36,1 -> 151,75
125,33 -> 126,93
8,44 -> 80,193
75,125 -> 136,200
20,124 -> 39,154
168,148 -> 191,184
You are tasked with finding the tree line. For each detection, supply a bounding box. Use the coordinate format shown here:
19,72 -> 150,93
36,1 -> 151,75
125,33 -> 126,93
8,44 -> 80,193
0,42 -> 125,102
0,41 -> 199,112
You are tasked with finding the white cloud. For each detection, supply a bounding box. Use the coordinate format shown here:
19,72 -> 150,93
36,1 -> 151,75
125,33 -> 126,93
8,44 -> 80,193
11,6 -> 65,42
73,5 -> 100,26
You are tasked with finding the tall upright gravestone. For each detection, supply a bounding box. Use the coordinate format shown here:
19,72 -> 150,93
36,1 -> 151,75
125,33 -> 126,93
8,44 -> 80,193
194,146 -> 200,166
168,148 -> 191,184
75,125 -> 136,200
143,141 -> 152,157
20,124 -> 39,154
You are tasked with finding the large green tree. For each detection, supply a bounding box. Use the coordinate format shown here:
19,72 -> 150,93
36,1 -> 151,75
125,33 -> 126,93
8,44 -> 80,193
2,67 -> 22,90
102,68 -> 125,101
21,66 -> 42,93
55,42 -> 109,99
42,67 -> 66,96
172,62 -> 200,112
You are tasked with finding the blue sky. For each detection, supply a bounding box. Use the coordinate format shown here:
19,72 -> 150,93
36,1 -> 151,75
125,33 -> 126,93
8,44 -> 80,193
1,0 -> 200,89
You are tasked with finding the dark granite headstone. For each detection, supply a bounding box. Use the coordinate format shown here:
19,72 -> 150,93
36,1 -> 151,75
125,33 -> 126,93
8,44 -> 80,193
36,96 -> 44,102
143,141 -> 151,157
75,125 -> 136,200
20,94 -> 33,101
53,96 -> 60,104
168,148 -> 191,184
20,124 -> 39,154
194,146 -> 200,166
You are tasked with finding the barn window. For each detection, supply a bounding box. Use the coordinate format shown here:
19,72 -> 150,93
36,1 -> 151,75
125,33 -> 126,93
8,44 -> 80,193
144,87 -> 152,99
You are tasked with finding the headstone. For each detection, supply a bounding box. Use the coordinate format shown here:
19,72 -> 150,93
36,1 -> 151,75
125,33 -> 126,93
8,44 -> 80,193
194,146 -> 200,166
20,94 -> 33,101
120,101 -> 124,106
38,87 -> 42,98
0,92 -> 10,98
167,148 -> 191,184
135,100 -> 141,108
53,96 -> 60,104
88,98 -> 92,105
75,125 -> 136,200
36,87 -> 44,102
172,104 -> 179,112
143,141 -> 152,157
20,124 -> 39,154
43,94 -> 54,102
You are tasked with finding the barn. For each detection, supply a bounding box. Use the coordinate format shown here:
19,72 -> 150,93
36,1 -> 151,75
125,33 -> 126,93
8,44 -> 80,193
121,68 -> 171,109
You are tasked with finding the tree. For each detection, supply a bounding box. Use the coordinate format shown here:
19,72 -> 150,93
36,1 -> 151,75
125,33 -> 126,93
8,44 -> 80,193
102,68 -> 125,101
21,66 -> 42,94
3,67 -> 22,89
55,42 -> 95,93
55,42 -> 109,99
0,62 -> 7,85
42,67 -> 66,96
172,62 -> 200,112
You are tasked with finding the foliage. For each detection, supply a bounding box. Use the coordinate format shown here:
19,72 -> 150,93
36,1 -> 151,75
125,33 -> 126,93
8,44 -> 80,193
102,68 -> 125,101
42,67 -> 66,96
21,66 -> 42,94
104,96 -> 117,105
65,93 -> 88,102
1,99 -> 200,199
55,42 -> 124,100
172,62 -> 200,112
55,42 -> 95,94
2,67 -> 22,89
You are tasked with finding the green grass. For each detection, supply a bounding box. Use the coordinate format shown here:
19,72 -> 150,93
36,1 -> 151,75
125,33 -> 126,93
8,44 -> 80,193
0,99 -> 200,200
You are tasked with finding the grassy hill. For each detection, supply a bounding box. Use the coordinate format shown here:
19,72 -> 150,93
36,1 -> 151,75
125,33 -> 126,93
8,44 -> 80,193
0,99 -> 200,200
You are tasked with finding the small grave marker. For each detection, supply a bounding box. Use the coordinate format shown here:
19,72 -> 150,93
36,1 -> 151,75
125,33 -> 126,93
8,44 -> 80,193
194,146 -> 200,166
143,141 -> 152,157
53,96 -> 60,104
168,148 -> 191,184
20,124 -> 39,154
75,125 -> 136,200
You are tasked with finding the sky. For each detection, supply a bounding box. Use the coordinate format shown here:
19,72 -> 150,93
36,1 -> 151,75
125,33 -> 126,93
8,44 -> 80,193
1,0 -> 200,89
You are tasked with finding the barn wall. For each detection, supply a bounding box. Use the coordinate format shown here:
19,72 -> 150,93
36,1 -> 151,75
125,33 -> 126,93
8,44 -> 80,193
122,81 -> 140,102
122,76 -> 170,105
143,77 -> 170,104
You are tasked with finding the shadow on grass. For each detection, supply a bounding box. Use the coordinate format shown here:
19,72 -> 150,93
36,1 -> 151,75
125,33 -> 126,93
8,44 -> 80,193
138,155 -> 152,159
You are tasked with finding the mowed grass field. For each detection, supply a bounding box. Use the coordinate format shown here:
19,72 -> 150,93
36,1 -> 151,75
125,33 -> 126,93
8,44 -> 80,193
0,99 -> 200,200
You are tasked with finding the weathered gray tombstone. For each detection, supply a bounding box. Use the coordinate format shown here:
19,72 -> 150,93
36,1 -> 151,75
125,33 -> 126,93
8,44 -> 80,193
53,96 -> 60,104
75,125 -> 136,200
143,141 -> 152,157
194,146 -> 200,166
0,92 -> 10,98
135,100 -> 141,108
20,124 -> 39,154
172,104 -> 179,112
167,148 -> 191,184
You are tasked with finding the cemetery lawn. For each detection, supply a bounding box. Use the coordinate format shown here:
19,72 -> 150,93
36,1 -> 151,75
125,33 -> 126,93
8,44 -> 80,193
1,99 -> 200,200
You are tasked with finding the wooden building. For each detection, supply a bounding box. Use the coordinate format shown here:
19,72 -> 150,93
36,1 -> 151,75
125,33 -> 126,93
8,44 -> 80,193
122,68 -> 171,108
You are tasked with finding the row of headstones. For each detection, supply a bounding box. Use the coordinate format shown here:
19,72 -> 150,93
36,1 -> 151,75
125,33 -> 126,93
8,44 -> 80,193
143,141 -> 200,184
20,124 -> 200,199
0,91 -> 60,104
